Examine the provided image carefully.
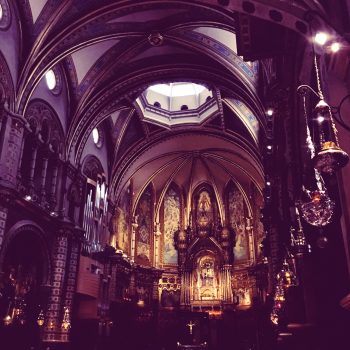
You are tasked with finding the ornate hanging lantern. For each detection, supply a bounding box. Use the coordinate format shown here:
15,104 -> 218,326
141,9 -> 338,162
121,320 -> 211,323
311,99 -> 349,174
61,307 -> 71,330
291,209 -> 309,257
297,83 -> 336,227
300,187 -> 335,227
270,309 -> 279,325
310,55 -> 348,174
277,260 -> 297,289
37,309 -> 45,327
3,314 -> 12,326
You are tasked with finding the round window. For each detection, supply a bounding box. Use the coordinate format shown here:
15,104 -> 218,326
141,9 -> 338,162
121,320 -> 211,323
45,70 -> 56,90
92,128 -> 99,144
0,0 -> 11,30
92,127 -> 103,148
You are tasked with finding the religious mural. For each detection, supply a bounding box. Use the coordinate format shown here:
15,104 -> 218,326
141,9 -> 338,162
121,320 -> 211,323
163,187 -> 180,265
253,186 -> 264,261
196,189 -> 214,230
111,186 -> 130,254
135,186 -> 152,266
228,184 -> 249,263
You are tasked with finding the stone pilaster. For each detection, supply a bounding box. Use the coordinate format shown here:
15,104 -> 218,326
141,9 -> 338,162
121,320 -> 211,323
61,233 -> 80,341
221,265 -> 233,303
0,203 -> 8,251
0,105 -> 27,188
43,231 -> 68,343
131,219 -> 138,260
49,157 -> 60,210
180,269 -> 191,307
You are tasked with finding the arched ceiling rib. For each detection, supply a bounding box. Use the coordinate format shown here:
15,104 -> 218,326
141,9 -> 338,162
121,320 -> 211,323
114,132 -> 264,219
15,0 -> 324,116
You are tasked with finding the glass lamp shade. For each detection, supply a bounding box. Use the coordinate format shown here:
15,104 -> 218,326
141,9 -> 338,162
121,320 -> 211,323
3,315 -> 12,326
313,141 -> 349,174
311,100 -> 349,174
37,310 -> 45,326
300,190 -> 335,227
277,263 -> 297,289
270,310 -> 279,325
274,285 -> 285,301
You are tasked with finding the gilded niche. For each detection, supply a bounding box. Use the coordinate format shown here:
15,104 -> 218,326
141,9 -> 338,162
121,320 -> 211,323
197,190 -> 212,227
193,254 -> 219,301
163,187 -> 180,265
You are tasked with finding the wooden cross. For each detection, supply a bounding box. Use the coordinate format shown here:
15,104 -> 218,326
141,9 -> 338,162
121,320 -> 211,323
187,320 -> 196,335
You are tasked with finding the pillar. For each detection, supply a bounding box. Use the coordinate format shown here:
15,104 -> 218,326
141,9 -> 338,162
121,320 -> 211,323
0,105 -> 27,188
131,219 -> 138,261
61,232 -> 81,341
43,231 -> 69,344
180,269 -> 191,307
39,148 -> 50,201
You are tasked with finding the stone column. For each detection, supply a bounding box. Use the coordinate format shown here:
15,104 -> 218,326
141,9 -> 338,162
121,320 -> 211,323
61,231 -> 81,341
27,139 -> 39,193
131,219 -> 138,261
39,147 -> 51,202
151,270 -> 161,303
180,269 -> 191,307
49,157 -> 60,210
0,196 -> 9,251
221,265 -> 233,303
43,230 -> 69,343
154,222 -> 161,267
0,104 -> 28,188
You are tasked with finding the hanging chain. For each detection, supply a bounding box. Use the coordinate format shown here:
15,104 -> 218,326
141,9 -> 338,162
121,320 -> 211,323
303,94 -> 315,159
314,54 -> 340,145
314,55 -> 324,100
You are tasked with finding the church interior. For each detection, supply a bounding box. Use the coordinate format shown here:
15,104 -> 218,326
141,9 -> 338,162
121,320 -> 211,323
1,1 -> 350,349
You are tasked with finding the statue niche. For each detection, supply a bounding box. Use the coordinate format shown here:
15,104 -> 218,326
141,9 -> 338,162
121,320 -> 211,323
193,188 -> 217,238
193,255 -> 219,301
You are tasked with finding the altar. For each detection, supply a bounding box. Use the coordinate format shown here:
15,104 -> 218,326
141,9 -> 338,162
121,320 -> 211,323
177,342 -> 208,349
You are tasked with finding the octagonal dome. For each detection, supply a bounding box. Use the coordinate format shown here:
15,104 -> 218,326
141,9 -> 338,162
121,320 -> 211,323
135,82 -> 218,128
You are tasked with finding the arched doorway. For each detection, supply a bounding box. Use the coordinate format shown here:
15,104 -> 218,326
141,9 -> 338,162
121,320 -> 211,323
0,226 -> 50,349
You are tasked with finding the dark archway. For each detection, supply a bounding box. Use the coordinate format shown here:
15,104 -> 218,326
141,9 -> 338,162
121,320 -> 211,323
0,228 -> 51,349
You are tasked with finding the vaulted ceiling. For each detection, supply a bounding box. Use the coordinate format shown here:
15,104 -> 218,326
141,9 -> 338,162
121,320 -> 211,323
2,0 -> 337,213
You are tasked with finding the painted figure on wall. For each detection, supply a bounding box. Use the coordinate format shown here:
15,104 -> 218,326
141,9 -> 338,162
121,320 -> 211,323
199,191 -> 211,212
135,185 -> 152,266
164,187 -> 180,265
111,186 -> 130,254
196,189 -> 214,230
228,183 -> 249,263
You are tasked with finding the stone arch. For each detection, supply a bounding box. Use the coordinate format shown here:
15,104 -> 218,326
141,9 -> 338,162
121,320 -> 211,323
0,50 -> 15,109
24,99 -> 65,158
0,220 -> 52,287
82,154 -> 105,181
70,65 -> 266,165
